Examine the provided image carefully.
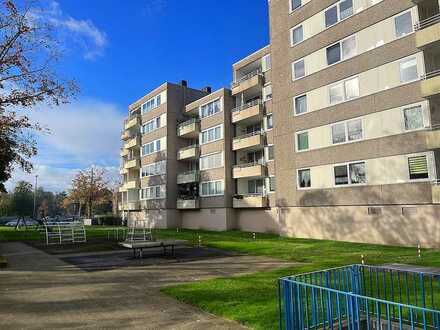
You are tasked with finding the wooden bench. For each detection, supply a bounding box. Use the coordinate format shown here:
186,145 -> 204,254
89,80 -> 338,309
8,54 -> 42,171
118,240 -> 188,258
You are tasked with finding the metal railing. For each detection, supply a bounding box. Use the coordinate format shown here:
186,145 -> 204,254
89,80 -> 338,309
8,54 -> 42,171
233,130 -> 264,141
233,161 -> 265,168
178,117 -> 200,129
231,69 -> 262,88
232,99 -> 263,113
40,221 -> 87,246
423,69 -> 440,80
415,13 -> 440,31
279,264 -> 440,330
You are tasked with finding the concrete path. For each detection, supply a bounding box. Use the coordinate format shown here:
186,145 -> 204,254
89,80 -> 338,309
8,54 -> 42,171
0,242 -> 294,329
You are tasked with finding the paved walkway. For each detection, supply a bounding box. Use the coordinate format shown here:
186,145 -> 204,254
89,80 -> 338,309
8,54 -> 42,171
0,242 -> 294,329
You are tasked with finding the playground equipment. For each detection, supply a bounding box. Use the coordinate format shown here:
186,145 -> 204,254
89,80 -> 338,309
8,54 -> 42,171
279,264 -> 440,329
125,220 -> 153,242
40,221 -> 87,245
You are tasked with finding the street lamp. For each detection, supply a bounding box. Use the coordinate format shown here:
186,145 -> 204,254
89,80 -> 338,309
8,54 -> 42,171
33,175 -> 38,219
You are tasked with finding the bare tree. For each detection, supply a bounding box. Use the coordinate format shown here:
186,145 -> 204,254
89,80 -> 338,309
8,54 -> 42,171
0,0 -> 78,192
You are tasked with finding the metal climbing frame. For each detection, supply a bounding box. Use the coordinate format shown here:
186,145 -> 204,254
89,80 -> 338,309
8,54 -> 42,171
279,265 -> 440,329
40,221 -> 87,245
125,220 -> 152,242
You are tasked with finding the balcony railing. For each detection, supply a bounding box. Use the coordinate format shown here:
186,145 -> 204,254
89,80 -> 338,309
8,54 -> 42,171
179,144 -> 199,151
231,99 -> 262,113
422,69 -> 440,80
234,130 -> 264,140
415,13 -> 440,31
233,161 -> 265,168
231,69 -> 262,88
178,117 -> 199,129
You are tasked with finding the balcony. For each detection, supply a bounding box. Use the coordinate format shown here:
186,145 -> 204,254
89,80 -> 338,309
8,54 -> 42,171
233,163 -> 266,179
177,170 -> 200,184
121,131 -> 130,140
231,70 -> 264,96
232,100 -> 264,124
232,132 -> 264,151
415,14 -> 440,49
124,115 -> 141,130
120,148 -> 129,157
420,70 -> 440,98
124,159 -> 140,170
426,126 -> 440,149
177,144 -> 200,160
119,180 -> 140,192
119,167 -> 128,175
177,118 -> 200,138
124,135 -> 141,149
177,199 -> 200,210
233,195 -> 268,208
119,201 -> 140,211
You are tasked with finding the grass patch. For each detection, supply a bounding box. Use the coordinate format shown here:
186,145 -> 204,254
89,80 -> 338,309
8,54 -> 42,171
154,229 -> 440,330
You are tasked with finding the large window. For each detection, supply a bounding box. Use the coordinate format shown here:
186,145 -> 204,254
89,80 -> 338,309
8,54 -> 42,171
266,145 -> 275,161
408,155 -> 429,180
329,77 -> 359,105
395,11 -> 413,38
291,25 -> 304,45
293,59 -> 305,79
262,54 -> 272,72
331,119 -> 363,144
200,180 -> 224,197
141,161 -> 166,178
297,132 -> 309,151
200,152 -> 223,170
291,0 -> 302,11
200,99 -> 221,118
248,179 -> 264,194
325,0 -> 353,28
326,35 -> 356,66
263,84 -> 273,101
400,57 -> 418,83
200,125 -> 222,144
140,185 -> 166,200
141,139 -> 162,156
141,116 -> 161,135
403,106 -> 424,131
268,177 -> 276,192
142,94 -> 162,114
266,114 -> 273,130
298,169 -> 311,188
295,94 -> 307,115
334,162 -> 366,186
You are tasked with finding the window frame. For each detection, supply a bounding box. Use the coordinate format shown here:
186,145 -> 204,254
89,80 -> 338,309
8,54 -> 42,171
294,94 -> 308,116
199,151 -> 224,171
265,144 -> 275,162
265,114 -> 273,131
140,160 -> 166,178
326,34 -> 357,67
330,118 -> 364,146
200,124 -> 223,145
292,58 -> 306,80
328,76 -> 360,106
141,116 -> 162,135
289,0 -> 303,13
296,130 -> 310,152
333,161 -> 367,187
268,176 -> 276,193
323,0 -> 354,29
394,9 -> 414,39
199,180 -> 224,197
141,138 -> 163,157
139,185 -> 166,200
399,56 -> 419,84
407,153 -> 431,182
297,168 -> 312,190
141,94 -> 163,115
402,105 -> 426,132
290,24 -> 304,46
199,97 -> 222,119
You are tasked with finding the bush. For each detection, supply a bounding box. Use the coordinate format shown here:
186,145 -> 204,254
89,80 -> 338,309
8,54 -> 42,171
93,215 -> 122,226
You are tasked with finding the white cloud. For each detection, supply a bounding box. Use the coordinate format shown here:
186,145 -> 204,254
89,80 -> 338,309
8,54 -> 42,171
5,99 -> 125,192
31,1 -> 108,60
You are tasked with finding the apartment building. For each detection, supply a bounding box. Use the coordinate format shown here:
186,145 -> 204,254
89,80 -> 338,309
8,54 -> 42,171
120,0 -> 440,247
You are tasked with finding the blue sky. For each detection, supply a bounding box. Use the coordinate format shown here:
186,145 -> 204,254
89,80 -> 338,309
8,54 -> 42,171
7,0 -> 270,192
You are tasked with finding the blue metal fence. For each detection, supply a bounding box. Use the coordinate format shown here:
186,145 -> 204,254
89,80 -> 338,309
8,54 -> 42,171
279,265 -> 440,329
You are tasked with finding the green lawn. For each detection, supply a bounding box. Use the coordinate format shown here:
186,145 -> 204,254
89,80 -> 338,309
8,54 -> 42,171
2,226 -> 440,329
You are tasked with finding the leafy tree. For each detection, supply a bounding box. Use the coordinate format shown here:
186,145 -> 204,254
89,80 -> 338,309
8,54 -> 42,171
67,167 -> 112,218
11,180 -> 33,217
0,0 -> 78,192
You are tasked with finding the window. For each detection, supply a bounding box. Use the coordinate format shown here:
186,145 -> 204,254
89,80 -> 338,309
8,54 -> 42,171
141,139 -> 162,156
247,150 -> 264,164
266,114 -> 273,130
297,132 -> 309,151
334,162 -> 366,185
325,0 -> 353,28
141,161 -> 166,178
403,106 -> 424,131
201,125 -> 222,144
262,54 -> 271,72
298,169 -> 311,188
140,185 -> 166,200
269,177 -> 276,192
142,94 -> 162,114
200,152 -> 223,170
332,123 -> 346,144
248,179 -> 264,194
200,99 -> 221,118
291,0 -> 301,11
326,36 -> 356,66
293,59 -> 305,79
141,117 -> 161,135
329,77 -> 359,104
200,181 -> 224,197
263,84 -> 273,101
400,57 -> 418,83
266,145 -> 275,161
295,95 -> 307,115
395,11 -> 413,38
408,155 -> 429,180
332,119 -> 363,144
292,25 -> 303,45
